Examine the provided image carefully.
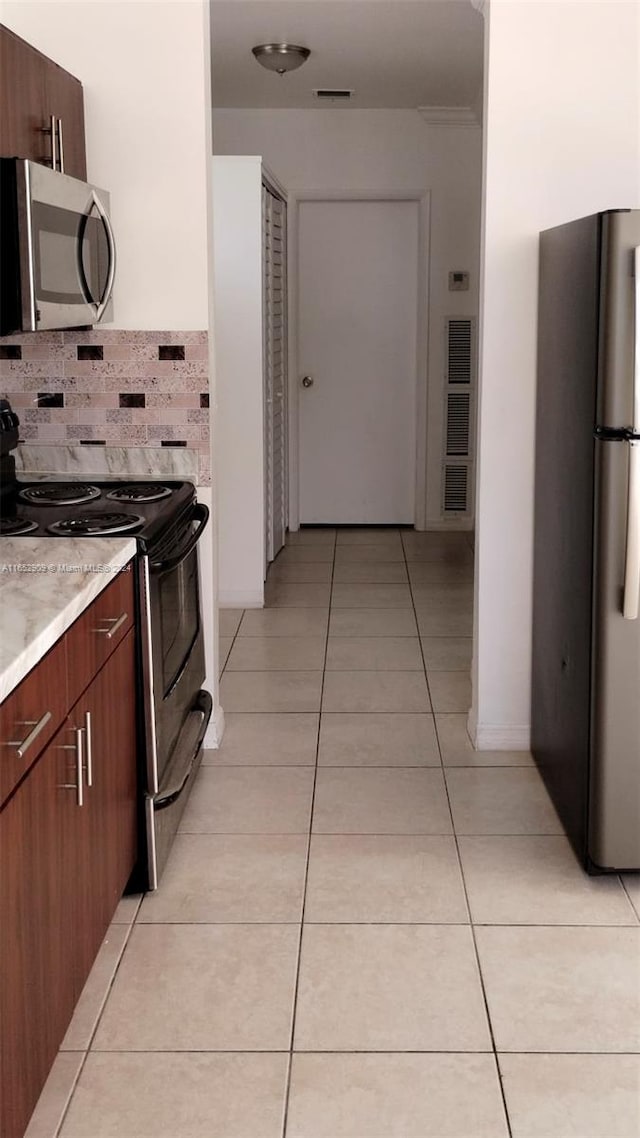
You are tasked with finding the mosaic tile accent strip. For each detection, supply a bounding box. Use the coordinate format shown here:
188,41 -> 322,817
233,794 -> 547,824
158,345 -> 185,361
0,330 -> 211,485
36,392 -> 64,407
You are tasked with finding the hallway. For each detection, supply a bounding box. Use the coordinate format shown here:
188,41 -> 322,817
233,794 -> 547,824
30,528 -> 640,1137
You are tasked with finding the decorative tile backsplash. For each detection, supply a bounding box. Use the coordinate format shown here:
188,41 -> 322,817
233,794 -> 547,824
0,329 -> 211,485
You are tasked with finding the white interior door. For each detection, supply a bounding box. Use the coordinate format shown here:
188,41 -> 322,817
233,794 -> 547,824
298,199 -> 419,524
263,184 -> 288,564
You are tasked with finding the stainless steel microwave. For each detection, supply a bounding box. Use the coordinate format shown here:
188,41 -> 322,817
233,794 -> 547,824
0,158 -> 115,336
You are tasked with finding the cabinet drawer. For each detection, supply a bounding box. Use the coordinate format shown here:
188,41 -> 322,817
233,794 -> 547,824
0,636 -> 68,806
67,566 -> 135,706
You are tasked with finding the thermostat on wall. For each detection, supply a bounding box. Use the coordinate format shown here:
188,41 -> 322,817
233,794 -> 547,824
448,271 -> 470,291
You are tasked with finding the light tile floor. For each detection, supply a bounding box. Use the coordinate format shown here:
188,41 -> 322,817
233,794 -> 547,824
28,528 -> 640,1138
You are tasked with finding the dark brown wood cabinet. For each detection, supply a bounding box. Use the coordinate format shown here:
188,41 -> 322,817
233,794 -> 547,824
69,632 -> 138,983
1,719 -> 82,1138
0,633 -> 68,805
0,571 -> 137,1138
0,24 -> 87,179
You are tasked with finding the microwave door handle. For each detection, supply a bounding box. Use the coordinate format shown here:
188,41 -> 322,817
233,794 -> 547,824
75,211 -> 95,305
92,192 -> 116,320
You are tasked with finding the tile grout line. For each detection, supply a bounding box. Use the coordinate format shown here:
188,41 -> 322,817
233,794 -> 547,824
401,529 -> 434,720
619,876 -> 640,922
434,791 -> 516,1137
176,828 -> 574,837
53,901 -> 143,1138
405,529 -> 514,1138
219,610 -> 246,677
280,531 -> 336,1138
55,1046 -> 640,1055
121,919 -> 640,928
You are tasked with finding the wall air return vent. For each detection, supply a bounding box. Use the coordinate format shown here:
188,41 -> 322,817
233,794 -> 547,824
445,390 -> 471,456
313,89 -> 354,102
443,463 -> 469,514
446,318 -> 473,384
440,316 -> 476,519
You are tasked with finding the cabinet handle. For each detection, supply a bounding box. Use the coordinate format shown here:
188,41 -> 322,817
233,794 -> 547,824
59,728 -> 84,807
57,117 -> 65,174
75,728 -> 84,806
93,612 -> 128,639
84,710 -> 93,787
41,114 -> 58,169
7,711 -> 52,758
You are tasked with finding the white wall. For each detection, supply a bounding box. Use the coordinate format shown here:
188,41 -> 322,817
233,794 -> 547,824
3,0 -> 210,330
212,156 -> 266,607
473,0 -> 640,748
3,0 -> 224,740
213,108 -> 483,526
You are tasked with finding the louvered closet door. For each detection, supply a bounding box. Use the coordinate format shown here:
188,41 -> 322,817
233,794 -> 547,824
263,185 -> 288,564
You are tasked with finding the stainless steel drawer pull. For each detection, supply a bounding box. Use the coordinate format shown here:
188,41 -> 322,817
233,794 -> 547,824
8,711 -> 52,758
94,612 -> 128,639
84,710 -> 93,787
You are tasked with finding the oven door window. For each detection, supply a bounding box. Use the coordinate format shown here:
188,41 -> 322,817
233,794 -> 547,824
158,547 -> 201,697
32,200 -> 110,307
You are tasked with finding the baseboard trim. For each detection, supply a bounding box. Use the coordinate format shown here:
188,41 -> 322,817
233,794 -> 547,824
218,590 -> 263,608
472,723 -> 531,750
423,518 -> 474,532
204,703 -> 225,749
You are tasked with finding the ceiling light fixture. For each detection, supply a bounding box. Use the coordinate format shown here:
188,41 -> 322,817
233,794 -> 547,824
251,43 -> 311,76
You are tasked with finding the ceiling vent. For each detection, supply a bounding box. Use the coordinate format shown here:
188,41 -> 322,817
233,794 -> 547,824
313,89 -> 354,102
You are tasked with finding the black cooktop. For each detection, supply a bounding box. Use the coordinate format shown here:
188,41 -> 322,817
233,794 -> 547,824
0,479 -> 197,550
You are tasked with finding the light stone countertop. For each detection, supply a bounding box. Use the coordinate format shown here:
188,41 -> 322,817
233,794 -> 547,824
0,537 -> 137,702
15,444 -> 199,481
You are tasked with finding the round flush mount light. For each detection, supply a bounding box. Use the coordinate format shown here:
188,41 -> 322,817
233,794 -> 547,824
251,43 -> 311,76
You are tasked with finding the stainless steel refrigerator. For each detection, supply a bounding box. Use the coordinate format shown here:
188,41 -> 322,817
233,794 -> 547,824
532,209 -> 640,873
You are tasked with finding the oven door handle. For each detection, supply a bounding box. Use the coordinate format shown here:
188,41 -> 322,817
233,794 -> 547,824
154,691 -> 212,809
149,503 -> 210,575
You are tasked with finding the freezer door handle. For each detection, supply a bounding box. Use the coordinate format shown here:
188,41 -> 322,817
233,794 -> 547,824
628,249 -> 633,430
623,440 -> 640,619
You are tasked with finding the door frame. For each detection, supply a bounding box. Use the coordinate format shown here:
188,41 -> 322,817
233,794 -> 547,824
287,189 -> 431,531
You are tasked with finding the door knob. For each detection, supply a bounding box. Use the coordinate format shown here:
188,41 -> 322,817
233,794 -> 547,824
301,375 -> 314,388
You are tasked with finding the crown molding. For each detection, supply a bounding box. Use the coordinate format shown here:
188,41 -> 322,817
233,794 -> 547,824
417,106 -> 479,127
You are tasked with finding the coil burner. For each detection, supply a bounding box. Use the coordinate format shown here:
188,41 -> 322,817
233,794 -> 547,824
47,512 -> 144,536
106,484 -> 173,504
0,516 -> 39,536
19,484 -> 101,507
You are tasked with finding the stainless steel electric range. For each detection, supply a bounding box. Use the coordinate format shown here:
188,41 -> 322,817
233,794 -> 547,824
0,403 -> 212,889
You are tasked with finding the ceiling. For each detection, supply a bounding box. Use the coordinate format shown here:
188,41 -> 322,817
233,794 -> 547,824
210,1 -> 484,111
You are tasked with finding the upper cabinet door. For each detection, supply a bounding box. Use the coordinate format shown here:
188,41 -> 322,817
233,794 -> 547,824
0,25 -> 87,180
43,54 -> 87,180
0,26 -> 48,165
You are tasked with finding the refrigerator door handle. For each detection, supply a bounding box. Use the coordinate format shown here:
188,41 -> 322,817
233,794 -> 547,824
623,249 -> 640,621
623,441 -> 640,619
